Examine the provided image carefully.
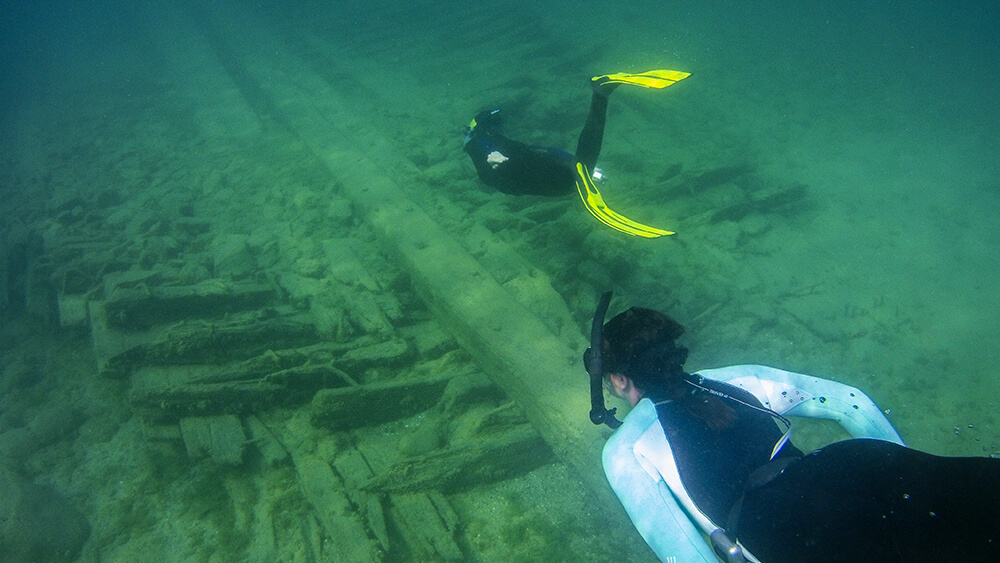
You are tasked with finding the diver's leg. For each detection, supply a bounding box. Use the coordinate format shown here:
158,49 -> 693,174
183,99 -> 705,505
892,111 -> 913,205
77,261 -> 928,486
576,70 -> 692,172
571,70 -> 689,237
738,440 -> 1000,562
574,86 -> 617,172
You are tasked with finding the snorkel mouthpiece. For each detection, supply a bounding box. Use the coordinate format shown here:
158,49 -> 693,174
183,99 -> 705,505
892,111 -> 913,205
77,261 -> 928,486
586,291 -> 622,429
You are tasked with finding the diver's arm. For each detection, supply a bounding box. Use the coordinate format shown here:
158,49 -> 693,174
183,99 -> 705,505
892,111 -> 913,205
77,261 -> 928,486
699,365 -> 904,445
603,400 -> 719,562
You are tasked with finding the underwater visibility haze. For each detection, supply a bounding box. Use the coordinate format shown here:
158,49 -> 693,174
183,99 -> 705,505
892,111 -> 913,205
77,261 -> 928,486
1,0 -> 998,560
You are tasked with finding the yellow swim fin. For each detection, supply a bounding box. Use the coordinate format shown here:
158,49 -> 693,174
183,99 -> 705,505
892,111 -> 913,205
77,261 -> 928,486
591,69 -> 691,89
574,163 -> 674,238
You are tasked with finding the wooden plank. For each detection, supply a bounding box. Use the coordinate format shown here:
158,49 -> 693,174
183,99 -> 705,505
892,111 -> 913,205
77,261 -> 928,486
245,415 -> 290,467
103,279 -> 275,330
130,361 -> 352,420
179,415 -> 247,466
311,373 -> 451,431
362,423 -> 551,493
293,453 -> 383,561
330,447 -> 390,553
90,304 -> 318,377
391,493 -> 464,561
347,435 -> 465,560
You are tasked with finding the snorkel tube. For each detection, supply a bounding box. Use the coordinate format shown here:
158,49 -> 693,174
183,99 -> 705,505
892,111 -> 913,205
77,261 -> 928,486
586,291 -> 622,429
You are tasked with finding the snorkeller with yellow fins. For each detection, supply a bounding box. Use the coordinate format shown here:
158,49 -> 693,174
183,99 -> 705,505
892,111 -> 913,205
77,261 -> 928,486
463,70 -> 689,238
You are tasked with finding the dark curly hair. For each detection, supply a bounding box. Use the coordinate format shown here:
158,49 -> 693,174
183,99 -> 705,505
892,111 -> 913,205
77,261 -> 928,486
602,307 -> 736,430
601,307 -> 688,395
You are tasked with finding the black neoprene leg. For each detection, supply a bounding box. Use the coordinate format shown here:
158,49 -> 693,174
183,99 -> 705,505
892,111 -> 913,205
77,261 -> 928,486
574,91 -> 611,172
737,440 -> 1000,563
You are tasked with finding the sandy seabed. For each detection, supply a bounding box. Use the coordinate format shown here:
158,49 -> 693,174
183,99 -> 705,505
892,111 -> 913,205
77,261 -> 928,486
2,0 -> 998,560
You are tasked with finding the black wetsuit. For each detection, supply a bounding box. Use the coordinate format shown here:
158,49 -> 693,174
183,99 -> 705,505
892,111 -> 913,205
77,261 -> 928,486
661,376 -> 1000,563
740,439 -> 1000,562
463,91 -> 610,196
654,378 -> 803,528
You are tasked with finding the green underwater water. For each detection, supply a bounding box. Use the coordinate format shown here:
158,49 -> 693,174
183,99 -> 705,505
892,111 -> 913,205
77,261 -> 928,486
1,0 -> 998,560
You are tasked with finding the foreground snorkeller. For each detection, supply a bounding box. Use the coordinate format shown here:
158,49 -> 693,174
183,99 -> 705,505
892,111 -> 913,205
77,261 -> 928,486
462,70 -> 688,238
585,291 -> 1000,562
